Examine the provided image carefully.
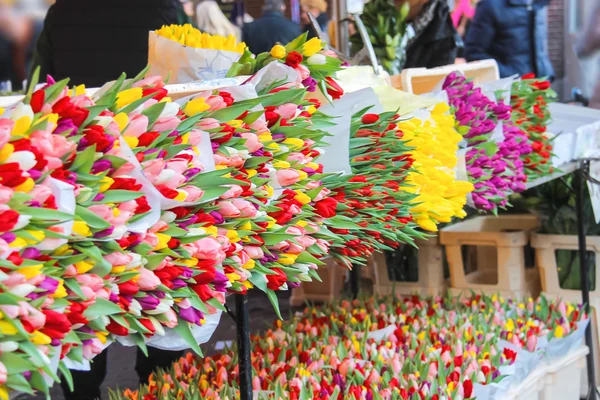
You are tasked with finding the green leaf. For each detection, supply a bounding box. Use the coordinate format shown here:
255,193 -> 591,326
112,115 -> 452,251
173,319 -> 204,356
261,233 -> 298,246
327,216 -> 362,229
76,205 -> 111,229
58,361 -> 74,392
248,273 -> 268,292
296,251 -> 324,265
24,67 -> 40,104
266,290 -> 282,320
100,190 -> 143,203
70,144 -> 97,174
84,298 -> 124,318
208,99 -> 262,122
0,352 -> 34,374
24,207 -> 74,222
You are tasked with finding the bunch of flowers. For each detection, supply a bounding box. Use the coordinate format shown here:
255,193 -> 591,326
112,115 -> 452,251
154,24 -> 246,53
227,33 -> 345,100
443,72 -> 530,212
322,110 -> 421,266
397,103 -> 474,231
113,293 -> 587,400
511,74 -> 556,177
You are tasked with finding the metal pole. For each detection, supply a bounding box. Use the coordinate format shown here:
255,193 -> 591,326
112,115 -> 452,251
350,264 -> 360,299
575,161 -> 597,400
235,294 -> 252,400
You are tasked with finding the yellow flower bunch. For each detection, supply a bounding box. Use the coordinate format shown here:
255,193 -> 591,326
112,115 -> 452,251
399,103 -> 474,232
155,24 -> 246,53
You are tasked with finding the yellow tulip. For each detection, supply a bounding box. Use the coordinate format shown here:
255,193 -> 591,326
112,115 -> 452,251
302,37 -> 323,57
270,44 -> 286,59
116,88 -> 143,109
183,97 -> 210,116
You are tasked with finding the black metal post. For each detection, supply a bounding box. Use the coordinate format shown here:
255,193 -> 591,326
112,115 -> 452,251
575,162 -> 597,400
235,294 -> 252,400
350,264 -> 361,299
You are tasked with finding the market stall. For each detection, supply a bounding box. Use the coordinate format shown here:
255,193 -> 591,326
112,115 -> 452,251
1,25 -> 599,400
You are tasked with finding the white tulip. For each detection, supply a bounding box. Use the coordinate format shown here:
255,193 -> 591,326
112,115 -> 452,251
10,103 -> 34,122
95,116 -> 114,128
306,54 -> 327,65
160,211 -> 176,224
7,151 -> 36,171
154,169 -> 176,185
159,102 -> 180,118
14,214 -> 32,230
0,341 -> 19,353
9,284 -> 36,297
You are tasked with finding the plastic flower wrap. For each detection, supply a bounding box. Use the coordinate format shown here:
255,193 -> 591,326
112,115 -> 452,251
149,24 -> 247,83
227,33 -> 345,100
443,72 -> 529,213
322,110 -> 424,267
397,103 -> 474,231
113,293 -> 587,400
511,74 -> 557,178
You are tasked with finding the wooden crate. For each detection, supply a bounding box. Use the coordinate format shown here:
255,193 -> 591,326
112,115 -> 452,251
440,215 -> 541,299
373,237 -> 447,296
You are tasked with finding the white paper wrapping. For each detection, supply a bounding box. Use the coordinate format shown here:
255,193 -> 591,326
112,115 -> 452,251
318,88 -> 383,176
455,148 -> 474,208
116,310 -> 222,351
63,340 -> 113,371
365,324 -> 396,342
118,134 -> 201,211
147,32 -> 242,84
247,63 -> 300,93
47,177 -> 75,236
480,75 -> 517,107
541,319 -> 589,363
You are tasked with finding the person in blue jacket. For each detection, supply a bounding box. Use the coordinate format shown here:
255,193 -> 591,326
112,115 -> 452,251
464,0 -> 554,79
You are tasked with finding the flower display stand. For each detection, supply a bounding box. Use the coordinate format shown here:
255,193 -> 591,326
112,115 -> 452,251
373,238 -> 447,296
440,215 -> 541,299
289,258 -> 347,306
531,233 -> 600,393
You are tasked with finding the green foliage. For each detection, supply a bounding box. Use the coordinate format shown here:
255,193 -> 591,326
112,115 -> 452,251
350,0 -> 409,75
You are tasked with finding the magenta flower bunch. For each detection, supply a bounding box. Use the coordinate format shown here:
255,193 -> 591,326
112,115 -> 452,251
443,72 -> 531,212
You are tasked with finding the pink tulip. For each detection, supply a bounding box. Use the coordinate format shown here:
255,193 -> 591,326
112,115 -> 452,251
276,169 -> 302,186
275,103 -> 298,120
181,185 -> 204,202
230,199 -> 257,218
0,361 -> 7,385
153,116 -> 180,132
217,201 -> 240,218
240,132 -> 263,153
138,267 -> 161,291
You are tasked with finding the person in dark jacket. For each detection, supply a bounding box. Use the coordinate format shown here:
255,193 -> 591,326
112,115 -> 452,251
464,0 -> 554,79
402,0 -> 459,69
31,0 -> 189,88
242,0 -> 302,55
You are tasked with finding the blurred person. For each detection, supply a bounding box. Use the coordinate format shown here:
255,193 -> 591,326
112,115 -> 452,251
30,0 -> 188,87
464,0 -> 554,79
242,0 -> 301,54
196,0 -> 241,39
576,2 -> 600,109
0,1 -> 41,90
401,0 -> 459,69
301,0 -> 328,40
451,0 -> 475,37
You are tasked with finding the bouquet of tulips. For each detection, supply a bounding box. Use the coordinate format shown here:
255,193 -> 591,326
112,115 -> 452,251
510,74 -> 556,178
112,293 -> 587,400
149,24 -> 247,83
227,33 -> 345,101
443,72 -> 530,213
